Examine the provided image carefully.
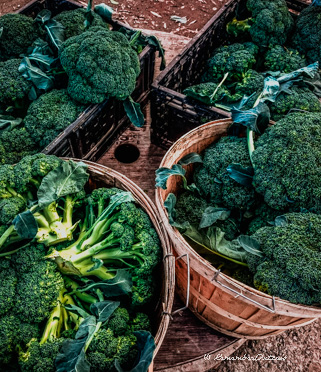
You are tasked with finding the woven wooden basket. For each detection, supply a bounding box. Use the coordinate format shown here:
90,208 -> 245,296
69,160 -> 175,360
155,119 -> 321,340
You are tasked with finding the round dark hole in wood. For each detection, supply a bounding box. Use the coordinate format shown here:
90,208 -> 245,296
114,144 -> 140,164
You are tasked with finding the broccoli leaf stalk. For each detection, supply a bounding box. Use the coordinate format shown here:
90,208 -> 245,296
210,72 -> 229,102
226,17 -> 251,37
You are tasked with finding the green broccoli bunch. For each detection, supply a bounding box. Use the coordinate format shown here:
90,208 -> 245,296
246,203 -> 285,235
0,126 -> 37,165
269,86 -> 321,121
202,42 -> 259,83
59,27 -> 140,104
53,8 -> 108,40
0,14 -> 42,61
194,136 -> 255,211
247,212 -> 321,305
291,2 -> 321,64
252,112 -> 321,212
0,59 -> 32,111
233,69 -> 264,97
264,45 -> 307,73
24,89 -> 84,148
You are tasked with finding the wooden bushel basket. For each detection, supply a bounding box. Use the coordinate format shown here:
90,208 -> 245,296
155,119 -> 321,340
69,160 -> 175,365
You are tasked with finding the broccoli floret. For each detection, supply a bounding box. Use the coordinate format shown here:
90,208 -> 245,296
16,323 -> 41,348
234,69 -> 264,97
0,126 -> 38,165
53,8 -> 108,40
0,196 -> 26,225
0,59 -> 32,110
0,315 -> 18,366
131,275 -> 156,308
291,2 -> 321,64
115,333 -> 138,370
11,243 -> 47,273
107,308 -> 130,336
264,45 -> 307,73
0,14 -> 42,60
19,338 -> 64,372
131,312 -> 151,332
202,43 -> 258,83
247,213 -> 321,304
90,187 -> 123,217
252,112 -> 321,211
194,136 -> 255,210
24,89 -> 84,148
15,260 -> 64,323
59,27 -> 140,104
0,267 -> 16,316
269,86 -> 321,121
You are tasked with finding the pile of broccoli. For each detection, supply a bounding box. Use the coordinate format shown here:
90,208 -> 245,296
0,154 -> 160,371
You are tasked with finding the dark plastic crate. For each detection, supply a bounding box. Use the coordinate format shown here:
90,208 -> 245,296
16,0 -> 156,161
151,0 -> 309,149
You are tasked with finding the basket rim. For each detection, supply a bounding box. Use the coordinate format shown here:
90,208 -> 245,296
155,118 -> 321,317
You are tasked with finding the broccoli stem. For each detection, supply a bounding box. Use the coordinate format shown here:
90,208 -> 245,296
64,276 -> 99,305
76,258 -> 115,280
40,299 -> 63,344
0,224 -> 16,251
210,72 -> 229,102
94,247 -> 145,265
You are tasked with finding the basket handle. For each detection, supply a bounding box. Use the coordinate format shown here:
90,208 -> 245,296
162,253 -> 190,318
212,270 -> 276,313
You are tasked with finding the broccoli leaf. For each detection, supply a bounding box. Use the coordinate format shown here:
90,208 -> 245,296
145,35 -> 166,70
94,3 -> 114,22
37,160 -> 89,208
226,163 -> 254,187
44,19 -> 65,50
277,62 -> 319,84
34,9 -> 52,23
74,270 -> 132,297
64,304 -> 90,320
259,76 -> 279,103
19,57 -> 54,92
90,300 -> 120,322
237,235 -> 263,256
199,207 -> 230,229
123,97 -> 145,127
0,115 -> 23,133
55,315 -> 95,372
115,331 -> 155,372
178,153 -> 203,166
164,193 -> 177,225
274,215 -> 288,227
0,27 -> 3,39
155,164 -> 186,189
231,102 -> 270,134
84,0 -> 94,28
13,210 -> 38,239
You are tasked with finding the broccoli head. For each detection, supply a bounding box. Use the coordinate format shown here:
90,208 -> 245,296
247,212 -> 321,305
24,89 -> 84,148
11,243 -> 47,273
194,136 -> 255,210
252,112 -> 321,211
53,8 -> 108,40
0,196 -> 26,225
234,69 -> 264,97
0,14 -> 42,61
264,45 -> 307,73
15,260 -> 64,323
0,315 -> 18,366
269,86 -> 321,121
247,0 -> 294,46
59,27 -> 141,104
246,203 -> 284,235
0,266 -> 16,316
0,59 -> 32,110
202,43 -> 258,83
291,2 -> 321,64
0,126 -> 38,165
107,307 -> 130,336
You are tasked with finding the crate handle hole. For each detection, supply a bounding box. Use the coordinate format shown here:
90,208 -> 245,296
114,143 -> 140,164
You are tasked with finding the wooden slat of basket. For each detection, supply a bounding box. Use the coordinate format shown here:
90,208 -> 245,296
66,159 -> 175,357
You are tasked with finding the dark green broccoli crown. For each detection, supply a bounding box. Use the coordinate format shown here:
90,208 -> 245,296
0,164 -> 15,195
115,333 -> 138,370
88,328 -> 118,357
270,86 -> 321,121
0,267 -> 17,316
204,43 -> 258,83
11,243 -> 47,273
175,191 -> 208,226
19,338 -> 64,372
235,69 -> 264,96
119,225 -> 136,251
86,351 -> 116,372
24,89 -> 84,148
107,307 -> 130,336
16,322 -> 40,348
60,27 -> 140,104
131,312 -> 151,332
0,314 -> 18,365
53,8 -> 108,40
248,212 -> 321,305
0,14 -> 41,60
0,196 -> 26,225
247,0 -> 294,46
131,275 -> 155,308
246,203 -> 284,235
0,126 -> 37,165
30,154 -> 62,178
291,5 -> 321,64
252,112 -> 321,211
0,59 -> 32,108
264,45 -> 306,73
15,260 -> 64,323
194,136 -> 255,210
